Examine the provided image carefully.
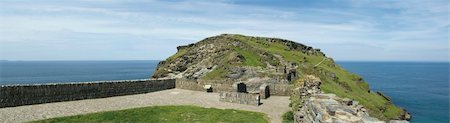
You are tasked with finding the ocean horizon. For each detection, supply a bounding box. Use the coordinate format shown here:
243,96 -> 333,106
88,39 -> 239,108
0,60 -> 449,123
0,60 -> 160,85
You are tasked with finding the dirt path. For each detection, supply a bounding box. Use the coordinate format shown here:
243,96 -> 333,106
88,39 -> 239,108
314,58 -> 327,67
0,89 -> 290,123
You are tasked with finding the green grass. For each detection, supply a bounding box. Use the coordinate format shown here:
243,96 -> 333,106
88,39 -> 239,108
202,66 -> 228,80
282,111 -> 294,123
234,47 -> 266,67
31,105 -> 268,123
166,48 -> 189,63
314,59 -> 404,120
229,34 -> 405,120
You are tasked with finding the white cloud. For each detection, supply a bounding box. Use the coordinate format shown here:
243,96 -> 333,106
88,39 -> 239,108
0,0 -> 448,61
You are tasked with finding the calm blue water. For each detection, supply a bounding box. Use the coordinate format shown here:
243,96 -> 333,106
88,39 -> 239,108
0,61 -> 448,122
0,61 -> 159,85
338,62 -> 449,123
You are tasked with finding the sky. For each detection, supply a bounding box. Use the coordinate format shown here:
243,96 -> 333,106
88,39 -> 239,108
0,0 -> 448,62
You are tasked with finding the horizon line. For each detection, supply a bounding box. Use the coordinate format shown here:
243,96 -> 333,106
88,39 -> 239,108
1,59 -> 449,63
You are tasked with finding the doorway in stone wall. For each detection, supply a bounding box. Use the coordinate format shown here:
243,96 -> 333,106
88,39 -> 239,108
237,83 -> 247,93
264,86 -> 270,98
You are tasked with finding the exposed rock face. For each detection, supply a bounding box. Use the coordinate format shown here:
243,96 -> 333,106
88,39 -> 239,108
294,75 -> 409,123
299,75 -> 322,97
297,94 -> 384,123
152,34 -> 317,83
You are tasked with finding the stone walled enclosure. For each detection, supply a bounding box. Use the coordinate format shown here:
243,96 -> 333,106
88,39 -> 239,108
176,79 -> 292,96
1,78 -> 292,108
0,79 -> 175,108
219,92 -> 260,106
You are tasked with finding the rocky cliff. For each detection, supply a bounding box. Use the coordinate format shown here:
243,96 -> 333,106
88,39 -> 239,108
152,34 -> 410,121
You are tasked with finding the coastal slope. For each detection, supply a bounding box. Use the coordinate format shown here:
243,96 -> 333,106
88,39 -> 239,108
152,34 -> 409,120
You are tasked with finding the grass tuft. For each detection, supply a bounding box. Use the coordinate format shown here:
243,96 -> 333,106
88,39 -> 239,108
282,111 -> 294,123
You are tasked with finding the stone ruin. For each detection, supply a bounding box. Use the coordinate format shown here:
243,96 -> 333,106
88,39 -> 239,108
219,78 -> 271,106
231,81 -> 270,99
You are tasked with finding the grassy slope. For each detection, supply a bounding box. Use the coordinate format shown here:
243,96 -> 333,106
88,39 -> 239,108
234,47 -> 266,67
203,66 -> 228,80
159,34 -> 404,120
31,105 -> 268,123
229,35 -> 403,120
152,48 -> 190,77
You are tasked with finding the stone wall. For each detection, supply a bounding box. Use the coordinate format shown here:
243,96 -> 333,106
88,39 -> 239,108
268,83 -> 292,96
295,94 -> 388,123
1,78 -> 291,108
175,79 -> 292,96
219,92 -> 260,106
0,79 -> 175,108
175,79 -> 234,92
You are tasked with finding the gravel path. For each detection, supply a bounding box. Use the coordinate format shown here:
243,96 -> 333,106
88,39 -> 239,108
0,89 -> 290,123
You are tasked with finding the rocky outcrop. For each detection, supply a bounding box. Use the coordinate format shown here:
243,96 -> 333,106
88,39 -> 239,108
296,94 -> 386,123
294,75 -> 409,123
152,34 -> 318,83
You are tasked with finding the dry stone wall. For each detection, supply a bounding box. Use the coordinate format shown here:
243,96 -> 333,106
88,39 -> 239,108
175,78 -> 292,96
219,92 -> 260,106
175,79 -> 234,92
293,75 -> 409,123
268,83 -> 292,96
1,78 -> 290,108
0,79 -> 175,108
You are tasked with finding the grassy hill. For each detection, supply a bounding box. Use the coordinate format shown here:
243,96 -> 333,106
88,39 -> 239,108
152,34 -> 407,120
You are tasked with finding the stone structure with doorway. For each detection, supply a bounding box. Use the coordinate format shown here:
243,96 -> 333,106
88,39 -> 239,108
259,83 -> 270,99
233,82 -> 247,93
221,78 -> 272,105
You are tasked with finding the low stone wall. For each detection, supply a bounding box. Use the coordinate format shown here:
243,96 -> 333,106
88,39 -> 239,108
175,79 -> 293,96
1,78 -> 291,108
175,79 -> 234,92
219,92 -> 260,106
268,84 -> 292,96
0,79 -> 175,108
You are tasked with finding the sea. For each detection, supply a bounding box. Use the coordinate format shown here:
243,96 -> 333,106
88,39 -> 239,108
0,60 -> 448,123
0,60 -> 159,84
338,62 -> 449,123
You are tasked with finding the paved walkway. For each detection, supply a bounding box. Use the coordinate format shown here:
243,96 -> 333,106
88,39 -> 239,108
0,89 -> 290,123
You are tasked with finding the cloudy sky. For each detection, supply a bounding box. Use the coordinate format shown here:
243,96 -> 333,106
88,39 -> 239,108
0,0 -> 448,61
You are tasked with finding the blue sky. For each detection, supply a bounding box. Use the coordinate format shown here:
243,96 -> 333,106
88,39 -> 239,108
0,0 -> 448,61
